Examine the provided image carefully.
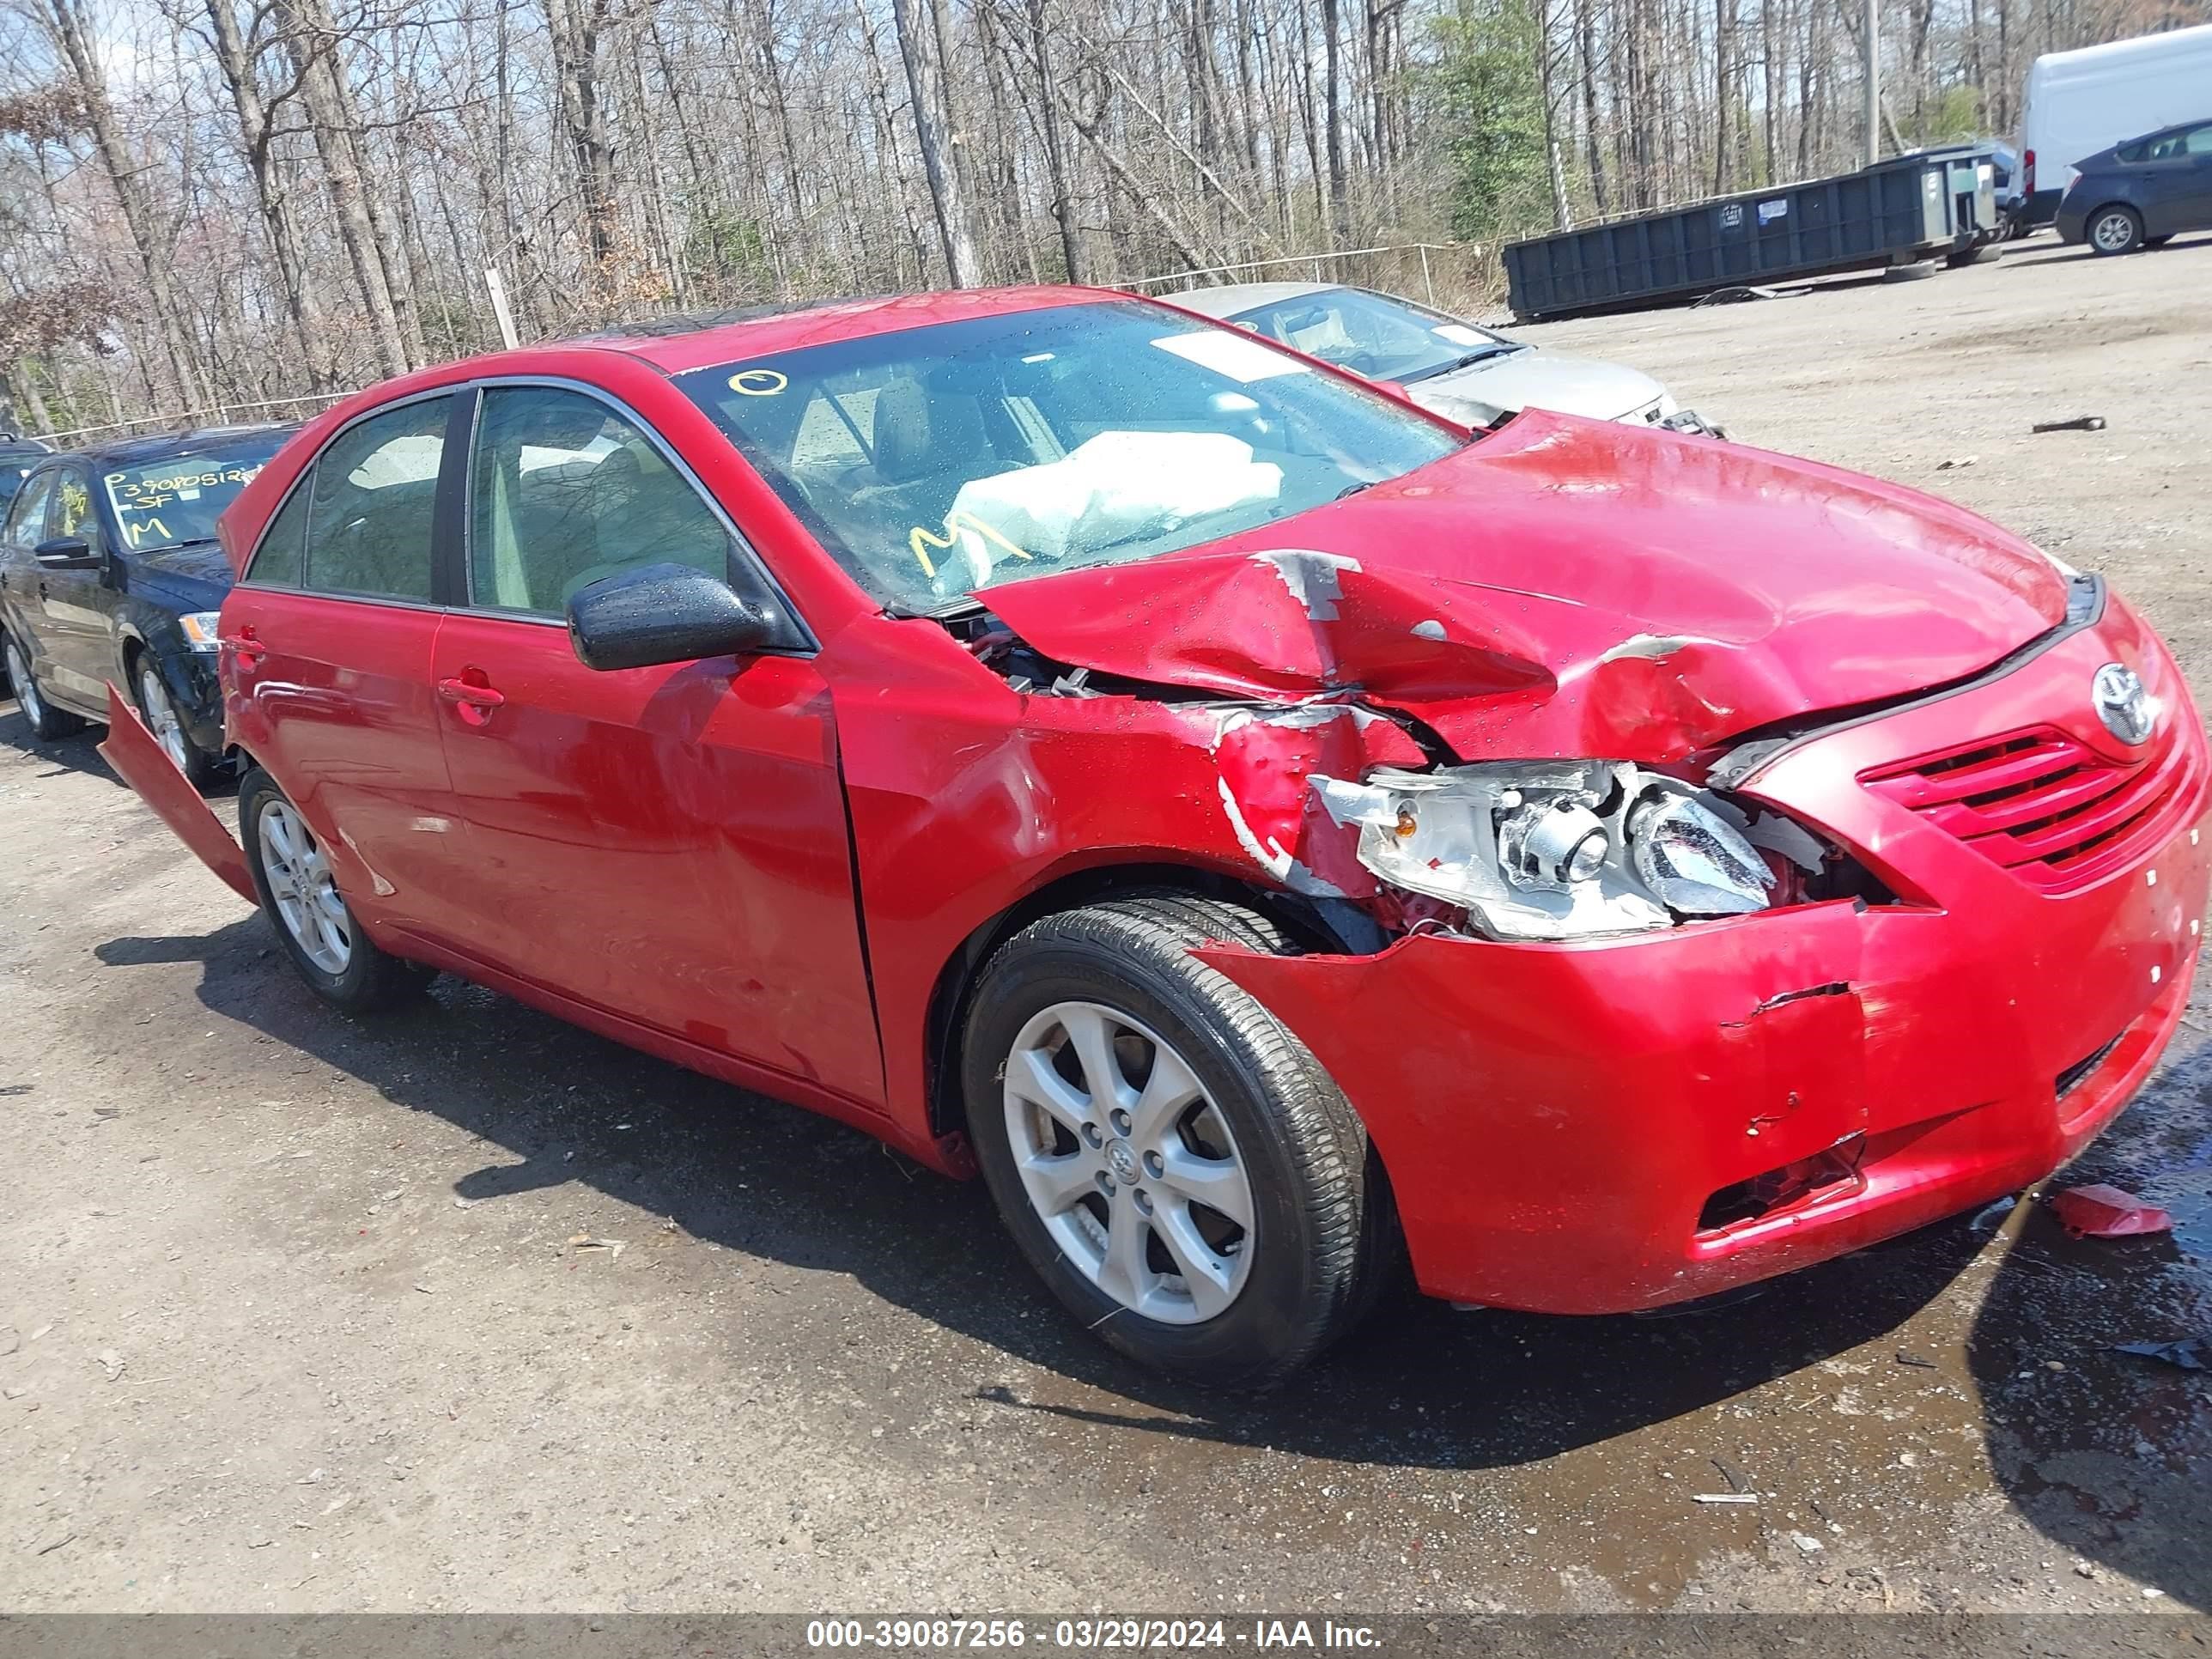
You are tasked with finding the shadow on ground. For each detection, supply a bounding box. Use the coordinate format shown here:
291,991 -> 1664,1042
88,913 -> 2212,1605
0,700 -> 121,782
1969,1031 -> 2212,1608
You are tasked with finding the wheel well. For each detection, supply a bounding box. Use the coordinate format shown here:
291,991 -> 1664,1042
920,863 -> 1376,1140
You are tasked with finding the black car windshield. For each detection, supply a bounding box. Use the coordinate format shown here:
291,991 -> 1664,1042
678,300 -> 1462,611
1224,287 -> 1522,384
101,433 -> 285,553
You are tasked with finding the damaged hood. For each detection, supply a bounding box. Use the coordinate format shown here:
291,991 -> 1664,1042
978,409 -> 2071,762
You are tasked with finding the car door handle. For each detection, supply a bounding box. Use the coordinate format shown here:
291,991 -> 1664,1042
438,676 -> 506,708
220,633 -> 267,664
438,674 -> 507,726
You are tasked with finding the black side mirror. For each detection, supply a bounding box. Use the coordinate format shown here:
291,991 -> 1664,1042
567,561 -> 799,672
33,537 -> 100,570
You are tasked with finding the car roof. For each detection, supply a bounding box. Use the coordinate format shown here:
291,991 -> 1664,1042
550,284 -> 1123,373
1164,281 -> 1344,319
47,424 -> 294,471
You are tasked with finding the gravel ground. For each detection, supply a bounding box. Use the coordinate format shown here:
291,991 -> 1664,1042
3,232 -> 2209,1617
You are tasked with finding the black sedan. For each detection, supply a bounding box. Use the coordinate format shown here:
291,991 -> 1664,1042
2057,118 -> 2212,255
0,426 -> 290,787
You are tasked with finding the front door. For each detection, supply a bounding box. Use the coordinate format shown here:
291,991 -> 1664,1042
225,392 -> 471,947
429,380 -> 883,1108
37,464 -> 121,710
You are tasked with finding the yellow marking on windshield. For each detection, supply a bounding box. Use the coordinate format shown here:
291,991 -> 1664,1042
123,516 -> 172,548
728,368 -> 788,397
908,512 -> 1032,580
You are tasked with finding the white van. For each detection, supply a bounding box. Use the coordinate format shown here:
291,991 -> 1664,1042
2019,23 -> 2212,223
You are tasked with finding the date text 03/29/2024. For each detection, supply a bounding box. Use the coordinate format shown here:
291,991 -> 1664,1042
805,1619 -> 1383,1650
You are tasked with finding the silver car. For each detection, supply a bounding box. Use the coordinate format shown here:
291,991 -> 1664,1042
1166,282 -> 1723,436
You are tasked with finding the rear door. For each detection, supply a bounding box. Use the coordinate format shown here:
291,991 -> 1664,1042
428,379 -> 882,1107
226,391 -> 474,948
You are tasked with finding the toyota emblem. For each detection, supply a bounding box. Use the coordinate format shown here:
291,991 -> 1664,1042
2091,662 -> 2155,745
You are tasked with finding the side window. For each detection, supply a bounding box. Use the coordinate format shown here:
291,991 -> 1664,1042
246,481 -> 311,587
6,471 -> 55,544
49,469 -> 101,552
468,385 -> 732,616
2186,125 -> 2212,157
302,396 -> 451,602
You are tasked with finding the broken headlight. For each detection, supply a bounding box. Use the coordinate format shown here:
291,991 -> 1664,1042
1310,762 -> 1812,942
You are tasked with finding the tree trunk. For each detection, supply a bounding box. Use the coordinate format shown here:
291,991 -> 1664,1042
544,0 -> 622,271
888,0 -> 982,285
44,0 -> 209,405
1321,0 -> 1349,240
201,0 -> 329,385
272,0 -> 411,375
1025,0 -> 1084,281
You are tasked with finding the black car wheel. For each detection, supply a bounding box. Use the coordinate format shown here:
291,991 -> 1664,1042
4,631 -> 83,741
2087,205 -> 2143,256
963,896 -> 1391,1390
240,767 -> 433,1012
133,657 -> 219,792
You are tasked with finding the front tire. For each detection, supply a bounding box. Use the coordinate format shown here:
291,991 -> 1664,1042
134,657 -> 219,791
5,631 -> 84,741
963,896 -> 1384,1389
240,768 -> 431,1012
2087,205 -> 2143,256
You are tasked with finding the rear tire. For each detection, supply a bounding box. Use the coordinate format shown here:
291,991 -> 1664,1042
962,896 -> 1389,1389
239,767 -> 432,1012
4,631 -> 83,741
2087,205 -> 2143,256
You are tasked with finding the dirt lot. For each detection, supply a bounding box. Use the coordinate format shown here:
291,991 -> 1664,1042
4,234 -> 2211,1617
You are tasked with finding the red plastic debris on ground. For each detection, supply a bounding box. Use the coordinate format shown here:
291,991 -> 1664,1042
2048,1183 -> 2173,1238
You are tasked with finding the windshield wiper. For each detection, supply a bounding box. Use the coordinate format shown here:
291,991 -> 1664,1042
1406,347 -> 1518,382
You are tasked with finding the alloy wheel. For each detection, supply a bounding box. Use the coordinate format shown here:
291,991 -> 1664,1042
1002,1000 -> 1255,1324
258,799 -> 351,975
2090,211 -> 2136,252
6,637 -> 45,727
138,665 -> 189,772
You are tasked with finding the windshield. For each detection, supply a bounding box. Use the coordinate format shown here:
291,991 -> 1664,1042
0,459 -> 31,513
1224,288 -> 1521,384
102,433 -> 285,553
678,300 -> 1462,611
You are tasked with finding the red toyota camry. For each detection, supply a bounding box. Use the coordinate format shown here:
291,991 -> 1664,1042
106,288 -> 2209,1388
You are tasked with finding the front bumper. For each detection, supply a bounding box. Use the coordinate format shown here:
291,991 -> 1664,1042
149,643 -> 226,755
1200,597 -> 2210,1313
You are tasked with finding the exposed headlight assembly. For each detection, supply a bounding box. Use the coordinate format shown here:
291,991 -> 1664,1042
178,611 -> 223,652
1311,762 -> 1805,941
